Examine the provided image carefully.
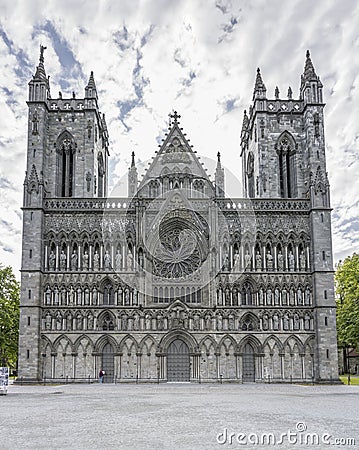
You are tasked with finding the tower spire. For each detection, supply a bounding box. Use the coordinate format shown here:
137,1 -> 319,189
128,150 -> 138,197
34,44 -> 48,81
85,71 -> 98,100
29,44 -> 50,101
253,67 -> 266,100
300,50 -> 323,102
215,151 -> 225,197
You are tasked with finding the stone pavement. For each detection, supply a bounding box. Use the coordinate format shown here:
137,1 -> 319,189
0,383 -> 358,450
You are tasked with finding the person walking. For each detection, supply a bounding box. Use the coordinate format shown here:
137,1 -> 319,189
98,369 -> 105,383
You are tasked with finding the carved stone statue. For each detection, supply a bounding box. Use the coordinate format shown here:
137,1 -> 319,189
297,288 -> 303,305
49,250 -> 55,270
233,251 -> 240,271
56,312 -> 62,331
256,251 -> 262,270
87,313 -> 94,330
77,286 -> 82,305
93,251 -> 100,271
45,286 -> 51,305
76,313 -> 83,330
124,288 -> 130,305
300,251 -> 306,271
45,312 -> 51,330
266,251 -> 273,270
127,251 -> 133,271
104,250 -> 111,270
115,250 -> 122,271
244,250 -> 251,270
305,287 -> 311,305
262,314 -> 269,331
267,288 -> 272,305
272,314 -> 279,331
54,286 -> 59,305
289,288 -> 295,306
61,287 -> 67,305
83,251 -> 89,270
274,288 -> 280,305
277,250 -> 284,271
92,287 -> 98,305
282,288 -> 287,305
68,286 -> 74,305
223,255 -> 230,271
60,250 -> 67,270
304,313 -> 311,330
71,251 -> 78,271
288,251 -> 295,271
283,313 -> 290,331
84,288 -> 90,305
259,288 -> 264,305
293,313 -> 300,330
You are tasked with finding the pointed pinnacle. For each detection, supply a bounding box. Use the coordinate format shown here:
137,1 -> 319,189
131,151 -> 135,167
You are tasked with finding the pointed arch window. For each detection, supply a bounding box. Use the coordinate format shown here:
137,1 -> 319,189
276,132 -> 297,198
246,152 -> 255,198
56,131 -> 76,197
98,152 -> 105,197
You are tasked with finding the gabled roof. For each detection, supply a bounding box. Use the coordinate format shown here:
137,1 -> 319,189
138,111 -> 213,190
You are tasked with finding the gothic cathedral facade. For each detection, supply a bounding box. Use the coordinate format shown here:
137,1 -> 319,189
18,48 -> 339,383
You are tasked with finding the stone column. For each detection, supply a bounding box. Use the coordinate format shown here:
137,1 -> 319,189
51,353 -> 56,379
72,353 -> 77,379
280,353 -> 284,380
295,245 -> 299,271
215,352 -> 220,380
55,244 -> 59,271
301,353 -> 305,380
89,244 -> 93,270
262,246 -> 266,270
66,243 -> 70,271
44,245 -> 48,270
78,244 -> 81,270
274,246 -> 277,270
136,352 -> 141,381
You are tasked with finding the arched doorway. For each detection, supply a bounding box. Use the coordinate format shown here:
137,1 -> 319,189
242,343 -> 255,382
102,342 -> 114,383
167,339 -> 190,381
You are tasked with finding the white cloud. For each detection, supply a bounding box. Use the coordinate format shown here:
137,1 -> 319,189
0,0 -> 358,277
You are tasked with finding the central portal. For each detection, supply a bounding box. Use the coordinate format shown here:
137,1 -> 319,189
167,339 -> 190,381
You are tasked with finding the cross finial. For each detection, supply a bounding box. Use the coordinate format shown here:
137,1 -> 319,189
170,110 -> 181,124
217,151 -> 221,162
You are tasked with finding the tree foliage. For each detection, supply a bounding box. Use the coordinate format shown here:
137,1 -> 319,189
335,253 -> 359,349
0,265 -> 20,367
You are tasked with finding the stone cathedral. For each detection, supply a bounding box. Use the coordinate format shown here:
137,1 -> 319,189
18,47 -> 339,383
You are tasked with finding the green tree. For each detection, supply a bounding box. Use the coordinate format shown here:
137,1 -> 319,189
0,265 -> 20,368
335,253 -> 359,372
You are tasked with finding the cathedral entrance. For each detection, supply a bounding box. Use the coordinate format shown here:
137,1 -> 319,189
242,343 -> 255,382
167,339 -> 190,382
101,343 -> 114,383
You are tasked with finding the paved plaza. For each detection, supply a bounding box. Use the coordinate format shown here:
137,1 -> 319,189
1,383 -> 358,450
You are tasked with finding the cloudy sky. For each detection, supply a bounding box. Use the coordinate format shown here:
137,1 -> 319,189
0,0 -> 358,276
